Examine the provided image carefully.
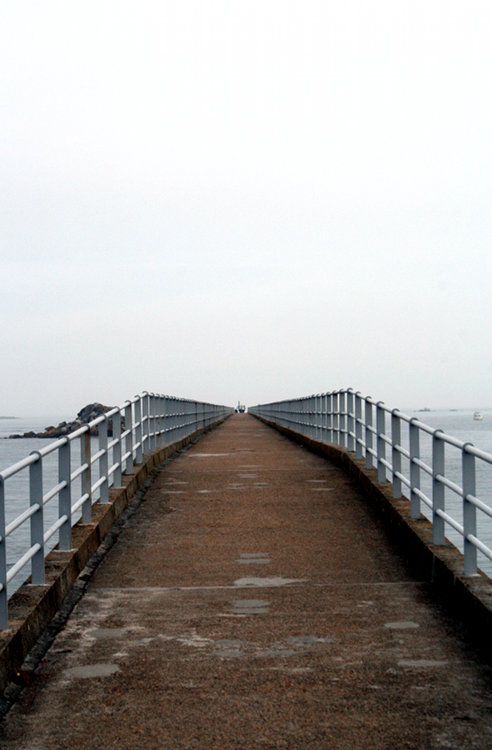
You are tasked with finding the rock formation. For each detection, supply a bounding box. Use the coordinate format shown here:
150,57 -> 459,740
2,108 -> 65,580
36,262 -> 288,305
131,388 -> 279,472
8,403 -> 116,439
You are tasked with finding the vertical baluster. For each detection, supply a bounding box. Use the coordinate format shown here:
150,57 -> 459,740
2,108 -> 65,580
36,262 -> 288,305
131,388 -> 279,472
163,396 -> 169,443
365,398 -> 373,469
0,478 -> 8,628
322,393 -> 328,443
462,444 -> 477,575
339,391 -> 346,448
124,401 -> 134,474
150,394 -> 157,450
327,392 -> 333,445
355,392 -> 363,460
333,391 -> 340,445
29,454 -> 45,584
347,389 -> 354,451
409,419 -> 420,518
113,410 -> 122,487
58,438 -> 72,549
391,410 -> 402,497
167,396 -> 173,441
432,430 -> 445,544
99,417 -> 109,503
376,402 -> 386,482
135,397 -> 143,465
81,429 -> 92,521
157,394 -> 164,447
141,392 -> 149,455
179,398 -> 184,437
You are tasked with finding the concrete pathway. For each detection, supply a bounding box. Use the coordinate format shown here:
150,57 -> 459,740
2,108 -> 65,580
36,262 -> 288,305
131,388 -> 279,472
1,415 -> 491,749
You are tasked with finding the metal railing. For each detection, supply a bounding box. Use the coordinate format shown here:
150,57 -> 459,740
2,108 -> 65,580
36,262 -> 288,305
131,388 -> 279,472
250,389 -> 492,579
0,392 -> 233,628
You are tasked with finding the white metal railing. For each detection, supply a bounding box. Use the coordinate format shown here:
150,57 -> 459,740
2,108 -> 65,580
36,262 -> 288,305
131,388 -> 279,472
0,392 -> 233,628
250,389 -> 492,580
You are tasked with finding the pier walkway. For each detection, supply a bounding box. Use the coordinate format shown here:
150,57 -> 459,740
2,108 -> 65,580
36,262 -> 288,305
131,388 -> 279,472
1,415 -> 491,748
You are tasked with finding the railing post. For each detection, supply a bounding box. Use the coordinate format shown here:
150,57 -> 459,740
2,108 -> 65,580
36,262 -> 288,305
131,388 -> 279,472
355,392 -> 363,460
391,409 -> 402,497
409,419 -> 421,518
327,393 -> 333,444
158,394 -> 165,447
0,478 -> 8,628
153,394 -> 159,447
124,401 -> 134,474
365,398 -> 373,469
142,392 -> 149,454
333,392 -> 339,445
58,438 -> 72,549
462,444 -> 477,575
99,416 -> 109,502
113,410 -> 122,488
347,389 -> 355,452
163,396 -> 169,443
376,402 -> 386,482
339,391 -> 347,448
321,393 -> 328,443
149,394 -> 156,451
135,396 -> 143,465
81,429 -> 92,522
432,430 -> 445,545
29,454 -> 45,584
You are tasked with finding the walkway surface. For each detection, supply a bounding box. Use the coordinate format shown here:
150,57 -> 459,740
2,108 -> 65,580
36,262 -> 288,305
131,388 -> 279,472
1,415 -> 491,749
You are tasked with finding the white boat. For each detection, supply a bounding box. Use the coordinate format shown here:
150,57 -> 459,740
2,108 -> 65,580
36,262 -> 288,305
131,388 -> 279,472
473,411 -> 483,421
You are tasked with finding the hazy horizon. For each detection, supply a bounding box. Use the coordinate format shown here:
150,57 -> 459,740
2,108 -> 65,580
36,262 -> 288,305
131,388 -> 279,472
2,1 -> 491,415
2,402 -> 492,423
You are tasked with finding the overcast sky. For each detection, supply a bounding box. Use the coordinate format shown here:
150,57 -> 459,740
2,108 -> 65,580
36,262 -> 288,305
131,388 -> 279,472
1,1 -> 491,416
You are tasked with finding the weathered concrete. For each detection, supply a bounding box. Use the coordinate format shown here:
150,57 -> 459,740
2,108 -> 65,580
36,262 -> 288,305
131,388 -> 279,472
252,414 -> 492,658
0,420 -> 227,694
1,415 -> 491,749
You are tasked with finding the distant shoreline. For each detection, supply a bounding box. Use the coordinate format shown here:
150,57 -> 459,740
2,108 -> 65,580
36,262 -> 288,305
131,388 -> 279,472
0,417 -> 17,420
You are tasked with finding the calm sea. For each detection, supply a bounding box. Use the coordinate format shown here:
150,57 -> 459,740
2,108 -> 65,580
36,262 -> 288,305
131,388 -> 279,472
0,415 -> 97,595
1,409 -> 491,594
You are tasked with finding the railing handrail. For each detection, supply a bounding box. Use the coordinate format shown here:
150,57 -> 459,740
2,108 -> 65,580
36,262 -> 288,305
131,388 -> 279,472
250,390 -> 492,580
0,392 -> 233,628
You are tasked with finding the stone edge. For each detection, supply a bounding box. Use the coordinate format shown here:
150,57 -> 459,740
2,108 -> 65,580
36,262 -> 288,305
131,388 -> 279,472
0,419 -> 228,692
253,414 -> 492,660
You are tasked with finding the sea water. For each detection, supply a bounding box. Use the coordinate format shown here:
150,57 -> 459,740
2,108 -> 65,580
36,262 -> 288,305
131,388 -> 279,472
397,408 -> 492,577
0,415 -> 99,595
1,409 -> 491,596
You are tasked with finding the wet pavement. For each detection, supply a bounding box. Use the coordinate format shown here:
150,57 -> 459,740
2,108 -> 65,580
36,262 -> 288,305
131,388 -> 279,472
1,414 -> 491,749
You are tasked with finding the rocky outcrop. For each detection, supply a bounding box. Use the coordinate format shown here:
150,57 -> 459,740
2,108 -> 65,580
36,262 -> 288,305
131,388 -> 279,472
8,403 -> 116,439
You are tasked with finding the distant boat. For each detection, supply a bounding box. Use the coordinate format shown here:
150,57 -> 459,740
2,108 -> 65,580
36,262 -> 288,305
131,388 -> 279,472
473,411 -> 484,421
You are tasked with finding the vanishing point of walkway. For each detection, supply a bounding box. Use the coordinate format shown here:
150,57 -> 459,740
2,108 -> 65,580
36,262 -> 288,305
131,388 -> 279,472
1,415 -> 491,749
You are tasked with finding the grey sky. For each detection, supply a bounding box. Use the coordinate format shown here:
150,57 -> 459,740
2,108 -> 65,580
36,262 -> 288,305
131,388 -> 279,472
2,1 -> 492,415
